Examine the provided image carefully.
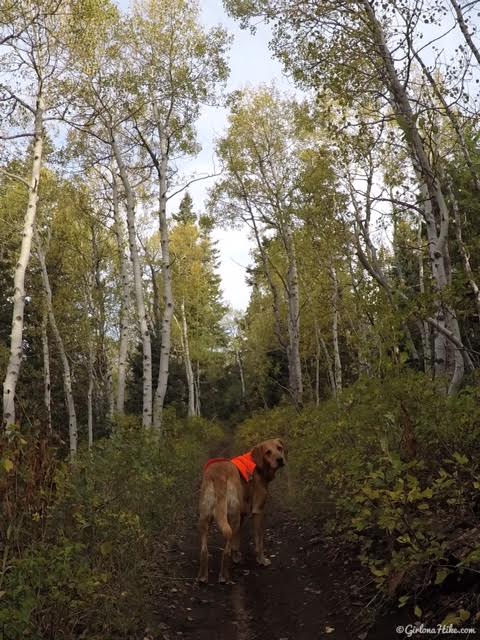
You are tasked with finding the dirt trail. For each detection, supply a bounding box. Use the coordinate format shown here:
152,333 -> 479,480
149,442 -> 408,640
154,500 -> 357,640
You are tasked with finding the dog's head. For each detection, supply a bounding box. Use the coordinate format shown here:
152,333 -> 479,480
251,437 -> 287,472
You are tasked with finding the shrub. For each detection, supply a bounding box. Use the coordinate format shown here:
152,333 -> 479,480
237,372 -> 480,621
0,415 -> 224,639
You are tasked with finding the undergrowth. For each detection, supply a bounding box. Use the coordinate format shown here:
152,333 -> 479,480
0,415 -> 223,639
236,371 -> 480,628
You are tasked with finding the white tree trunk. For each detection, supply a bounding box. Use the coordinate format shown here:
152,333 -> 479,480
2,95 -> 44,428
35,231 -> 77,459
414,50 -> 480,192
331,266 -> 343,395
314,324 -> 321,406
235,348 -> 246,401
111,171 -> 131,415
195,361 -> 201,417
449,0 -> 480,65
317,324 -> 336,398
361,0 -> 466,394
107,367 -> 114,424
284,224 -> 303,407
112,137 -> 153,426
417,219 -> 431,373
87,338 -> 94,448
448,183 -> 480,319
250,213 -> 287,352
180,300 -> 195,418
41,308 -> 52,432
153,135 -> 174,430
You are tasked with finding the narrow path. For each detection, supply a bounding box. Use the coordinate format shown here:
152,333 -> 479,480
154,497 -> 355,640
148,441 -> 410,640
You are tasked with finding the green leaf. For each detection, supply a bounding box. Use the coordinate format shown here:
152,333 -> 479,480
435,569 -> 449,585
398,595 -> 410,608
100,541 -> 112,556
459,609 -> 470,622
452,452 -> 469,465
2,458 -> 13,473
414,605 -> 422,618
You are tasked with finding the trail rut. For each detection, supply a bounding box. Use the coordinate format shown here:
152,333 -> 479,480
147,441 -> 411,640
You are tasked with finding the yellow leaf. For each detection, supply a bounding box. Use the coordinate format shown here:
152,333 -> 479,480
3,459 -> 14,473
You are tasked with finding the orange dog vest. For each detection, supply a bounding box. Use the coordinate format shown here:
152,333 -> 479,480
231,452 -> 256,482
204,452 -> 256,482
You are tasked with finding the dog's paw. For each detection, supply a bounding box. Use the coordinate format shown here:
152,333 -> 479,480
218,575 -> 234,585
256,556 -> 272,567
197,574 -> 209,584
232,550 -> 243,564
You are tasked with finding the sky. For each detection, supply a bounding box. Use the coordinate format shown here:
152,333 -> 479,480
116,0 -> 292,311
186,2 -> 291,312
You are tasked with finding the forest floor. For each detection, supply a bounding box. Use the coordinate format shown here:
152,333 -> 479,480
143,439 -> 415,640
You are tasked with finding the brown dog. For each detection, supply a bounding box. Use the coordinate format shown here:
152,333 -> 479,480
197,438 -> 287,584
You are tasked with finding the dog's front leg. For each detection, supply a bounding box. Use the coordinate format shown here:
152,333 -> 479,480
252,511 -> 271,566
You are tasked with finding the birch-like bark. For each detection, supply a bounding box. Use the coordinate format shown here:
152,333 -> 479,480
41,308 -> 52,432
413,49 -> 480,192
448,183 -> 480,319
35,231 -> 77,459
111,172 -> 131,415
314,327 -> 321,406
323,341 -> 337,396
87,338 -> 94,448
180,300 -> 195,418
112,136 -> 153,427
107,368 -> 114,424
449,0 -> 480,65
417,220 -> 431,373
284,224 -> 303,407
316,322 -> 336,399
251,214 -> 287,351
353,204 -> 473,375
419,183 -> 451,382
153,129 -> 174,429
330,266 -> 342,395
350,177 -> 419,365
2,94 -> 44,428
235,347 -> 246,401
360,0 -> 467,393
195,362 -> 201,417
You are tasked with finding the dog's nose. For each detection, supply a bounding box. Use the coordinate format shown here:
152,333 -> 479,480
277,458 -> 284,467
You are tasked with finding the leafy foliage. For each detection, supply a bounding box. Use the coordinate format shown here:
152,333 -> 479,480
0,417 -> 224,639
237,372 -> 480,622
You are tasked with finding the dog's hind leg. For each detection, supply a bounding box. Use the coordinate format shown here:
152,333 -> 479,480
197,513 -> 211,583
218,484 -> 238,584
253,511 -> 271,566
198,481 -> 215,583
231,512 -> 243,564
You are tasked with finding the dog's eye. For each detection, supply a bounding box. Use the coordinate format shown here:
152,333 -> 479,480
278,445 -> 283,452
266,449 -> 272,455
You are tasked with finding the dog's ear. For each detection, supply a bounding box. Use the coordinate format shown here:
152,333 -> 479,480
251,443 -> 265,469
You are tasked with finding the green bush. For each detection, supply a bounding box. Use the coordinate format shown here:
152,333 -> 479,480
0,415 -> 224,639
237,372 -> 480,621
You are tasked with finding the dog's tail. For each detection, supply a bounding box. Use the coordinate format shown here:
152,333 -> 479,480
212,477 -> 232,539
200,474 -> 232,540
